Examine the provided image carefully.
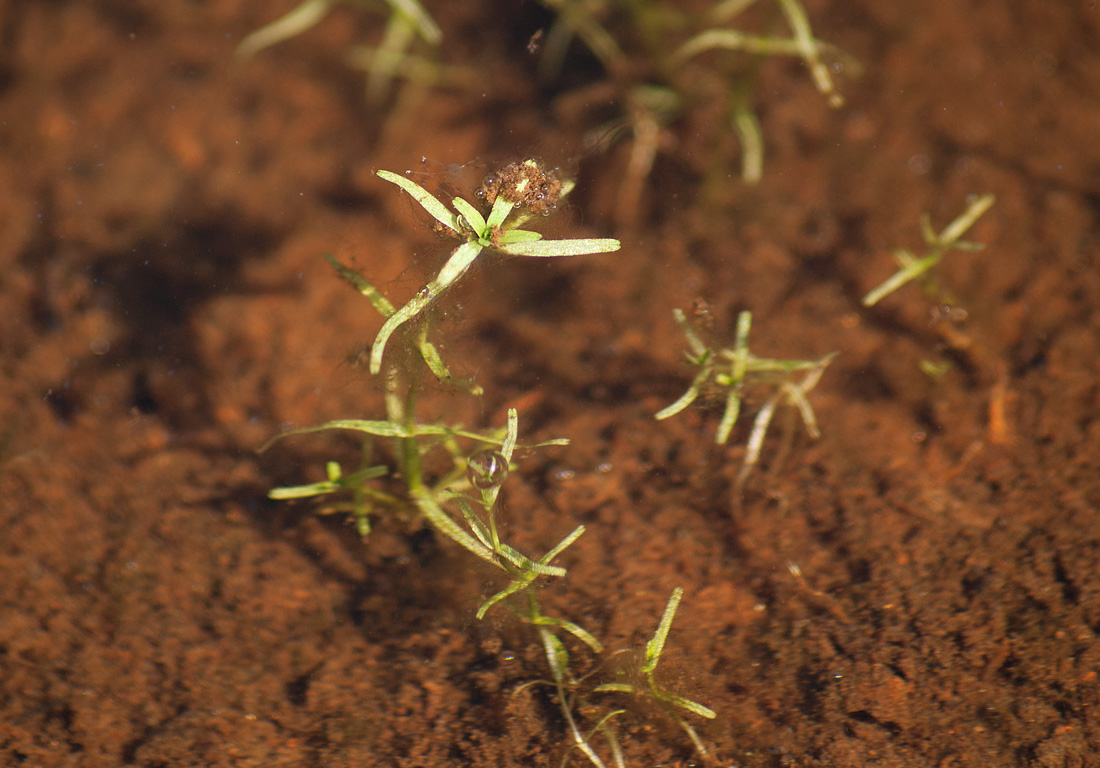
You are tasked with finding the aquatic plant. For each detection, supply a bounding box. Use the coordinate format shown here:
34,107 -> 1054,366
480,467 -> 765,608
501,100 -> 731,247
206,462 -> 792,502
535,0 -> 856,225
862,193 -> 996,308
235,0 -> 449,104
657,307 -> 835,488
261,163 -> 713,765
861,194 -> 1007,441
369,160 -> 620,379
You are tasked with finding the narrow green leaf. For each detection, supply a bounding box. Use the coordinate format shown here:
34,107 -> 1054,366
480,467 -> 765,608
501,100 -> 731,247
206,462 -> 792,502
732,311 -> 751,381
891,247 -> 917,268
412,489 -> 496,563
861,253 -> 939,306
451,195 -> 486,236
731,99 -> 763,183
594,683 -> 635,694
324,254 -> 395,316
485,195 -> 517,230
715,389 -> 742,444
672,308 -> 709,359
655,368 -> 709,420
454,497 -> 493,549
541,629 -> 571,686
663,693 -> 717,720
260,418 -> 517,454
435,240 -> 485,285
495,542 -> 565,577
496,536 -> 569,577
413,322 -> 484,395
939,193 -> 995,245
532,438 -> 571,447
644,587 -> 684,674
498,229 -> 542,244
919,213 -> 938,247
675,29 -> 748,61
497,238 -> 621,258
738,395 -> 778,486
786,381 -> 821,439
376,169 -> 459,234
384,0 -> 442,44
268,481 -> 340,499
541,524 -> 585,564
235,0 -> 335,62
675,28 -> 815,60
502,408 -> 519,463
258,419 -> 407,452
777,0 -> 842,106
554,618 -> 603,653
713,0 -> 758,23
478,578 -> 534,619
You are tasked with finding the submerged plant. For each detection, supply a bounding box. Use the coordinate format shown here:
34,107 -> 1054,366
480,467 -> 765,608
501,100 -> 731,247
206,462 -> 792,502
862,193 -> 996,308
657,308 -> 835,487
595,588 -> 717,760
368,160 -> 620,379
261,161 -> 713,763
671,0 -> 854,182
861,194 -> 1008,441
535,0 -> 856,224
263,408 -> 586,606
520,587 -> 715,768
235,0 -> 447,104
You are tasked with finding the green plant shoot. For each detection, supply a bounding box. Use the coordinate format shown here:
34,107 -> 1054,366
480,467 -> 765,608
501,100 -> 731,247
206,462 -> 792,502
658,308 -> 835,486
862,193 -> 996,307
235,0 -> 442,104
369,161 -> 620,376
595,588 -> 716,759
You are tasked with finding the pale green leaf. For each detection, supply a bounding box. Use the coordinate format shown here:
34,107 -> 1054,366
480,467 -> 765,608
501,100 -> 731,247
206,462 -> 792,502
376,169 -> 459,234
498,229 -> 542,244
498,238 -> 621,258
451,196 -> 486,235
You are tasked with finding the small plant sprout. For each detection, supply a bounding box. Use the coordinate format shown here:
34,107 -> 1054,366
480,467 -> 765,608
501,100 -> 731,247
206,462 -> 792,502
521,599 -> 625,768
862,193 -> 996,308
657,308 -> 836,486
368,161 -> 620,377
235,0 -> 442,104
595,588 -> 716,761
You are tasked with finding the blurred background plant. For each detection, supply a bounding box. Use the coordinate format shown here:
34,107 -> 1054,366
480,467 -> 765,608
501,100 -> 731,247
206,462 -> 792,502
237,1 -> 855,229
235,0 -> 474,107
536,0 -> 858,226
860,194 -> 1009,444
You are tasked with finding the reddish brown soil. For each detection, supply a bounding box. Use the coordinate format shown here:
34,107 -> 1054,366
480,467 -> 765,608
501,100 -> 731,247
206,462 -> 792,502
3,2 -> 1100,766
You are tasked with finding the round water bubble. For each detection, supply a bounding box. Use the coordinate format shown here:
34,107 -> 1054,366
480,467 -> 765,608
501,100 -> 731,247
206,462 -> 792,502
466,449 -> 508,490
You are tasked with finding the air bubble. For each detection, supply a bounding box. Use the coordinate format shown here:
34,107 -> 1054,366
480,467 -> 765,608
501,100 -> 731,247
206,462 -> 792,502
467,449 -> 508,490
